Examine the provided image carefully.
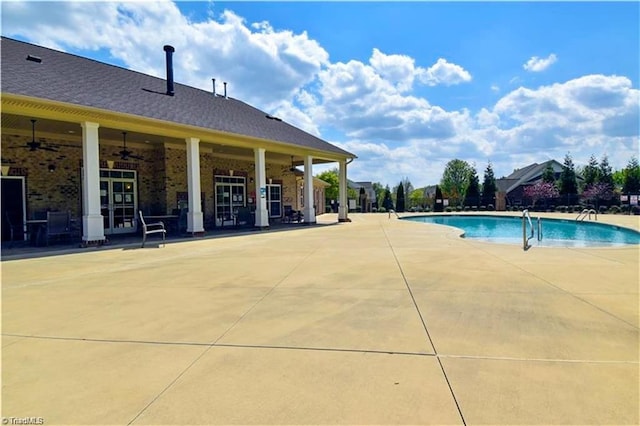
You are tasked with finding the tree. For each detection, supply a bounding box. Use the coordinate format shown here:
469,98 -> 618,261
464,166 -> 481,207
523,182 -> 559,208
599,155 -> 614,189
395,181 -> 406,212
482,161 -> 497,206
582,182 -> 614,209
372,182 -> 385,209
541,162 -> 556,184
623,157 -> 640,194
583,155 -> 600,187
316,169 -> 339,202
434,185 -> 444,212
401,177 -> 414,201
440,159 -> 473,207
559,153 -> 578,198
382,185 -> 394,211
409,189 -> 426,210
358,187 -> 367,212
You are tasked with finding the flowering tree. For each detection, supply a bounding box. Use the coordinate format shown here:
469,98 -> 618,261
582,182 -> 613,209
523,181 -> 559,207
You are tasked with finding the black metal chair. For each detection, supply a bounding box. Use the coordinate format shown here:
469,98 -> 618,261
40,211 -> 72,246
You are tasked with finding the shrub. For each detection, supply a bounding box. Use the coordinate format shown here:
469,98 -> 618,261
455,206 -> 462,212
633,206 -> 640,215
609,205 -> 621,214
445,207 -> 453,212
378,207 -> 386,213
464,206 -> 470,212
487,204 -> 495,211
598,205 -> 608,214
471,206 -> 478,211
555,205 -> 567,213
480,206 -> 487,211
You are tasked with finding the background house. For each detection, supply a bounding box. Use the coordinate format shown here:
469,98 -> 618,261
347,180 -> 377,212
496,159 -> 583,209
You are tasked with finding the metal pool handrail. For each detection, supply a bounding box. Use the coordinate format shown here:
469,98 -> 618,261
576,208 -> 598,221
522,209 -> 535,250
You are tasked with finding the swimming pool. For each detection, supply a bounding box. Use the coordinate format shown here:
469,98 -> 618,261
402,215 -> 640,247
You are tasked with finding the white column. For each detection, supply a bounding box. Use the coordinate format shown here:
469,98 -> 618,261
338,160 -> 348,221
185,137 -> 204,234
254,148 -> 269,227
303,155 -> 316,224
81,122 -> 105,244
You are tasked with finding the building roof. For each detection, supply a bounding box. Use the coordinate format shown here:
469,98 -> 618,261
347,180 -> 376,201
1,37 -> 355,159
497,159 -> 582,194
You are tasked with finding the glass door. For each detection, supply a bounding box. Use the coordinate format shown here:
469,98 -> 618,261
100,170 -> 137,234
266,184 -> 282,218
215,176 -> 246,226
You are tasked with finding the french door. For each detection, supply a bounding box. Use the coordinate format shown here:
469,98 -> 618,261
100,169 -> 137,234
215,175 -> 246,225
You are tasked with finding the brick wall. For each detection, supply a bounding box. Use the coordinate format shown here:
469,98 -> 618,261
2,132 -> 323,223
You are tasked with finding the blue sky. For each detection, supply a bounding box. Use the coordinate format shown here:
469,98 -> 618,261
2,1 -> 638,187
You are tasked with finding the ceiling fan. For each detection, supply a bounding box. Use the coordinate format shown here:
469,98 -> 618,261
24,119 -> 58,152
288,156 -> 298,172
114,132 -> 143,161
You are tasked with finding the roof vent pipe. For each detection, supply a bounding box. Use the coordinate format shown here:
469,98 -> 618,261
212,78 -> 216,96
224,82 -> 227,99
163,45 -> 175,96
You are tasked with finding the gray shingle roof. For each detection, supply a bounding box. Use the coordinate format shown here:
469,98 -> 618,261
1,37 -> 355,159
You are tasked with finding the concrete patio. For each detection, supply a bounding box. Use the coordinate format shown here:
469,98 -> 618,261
2,212 -> 638,425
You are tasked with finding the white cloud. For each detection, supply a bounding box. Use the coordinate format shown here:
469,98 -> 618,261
369,48 -> 417,93
2,2 -> 637,187
419,58 -> 472,86
523,53 -> 557,72
1,2 -> 329,109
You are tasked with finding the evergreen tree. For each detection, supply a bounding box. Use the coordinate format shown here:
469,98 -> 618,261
401,177 -> 414,201
382,185 -> 394,211
559,153 -> 578,196
481,161 -> 497,205
623,157 -> 640,194
598,155 -> 614,189
541,162 -> 556,184
583,155 -> 600,186
434,185 -> 444,212
464,167 -> 481,206
395,181 -> 406,212
372,182 -> 385,209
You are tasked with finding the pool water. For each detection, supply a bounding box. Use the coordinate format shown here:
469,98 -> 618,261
403,215 -> 640,247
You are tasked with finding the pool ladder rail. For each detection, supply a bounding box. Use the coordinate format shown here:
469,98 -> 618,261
576,208 -> 598,222
522,209 -> 543,251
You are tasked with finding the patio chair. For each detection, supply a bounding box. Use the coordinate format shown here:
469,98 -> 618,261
139,210 -> 166,248
236,206 -> 253,228
41,211 -> 72,246
283,205 -> 301,223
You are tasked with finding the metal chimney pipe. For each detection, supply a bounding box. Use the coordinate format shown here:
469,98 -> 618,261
212,78 -> 216,96
223,82 -> 227,99
163,45 -> 175,96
